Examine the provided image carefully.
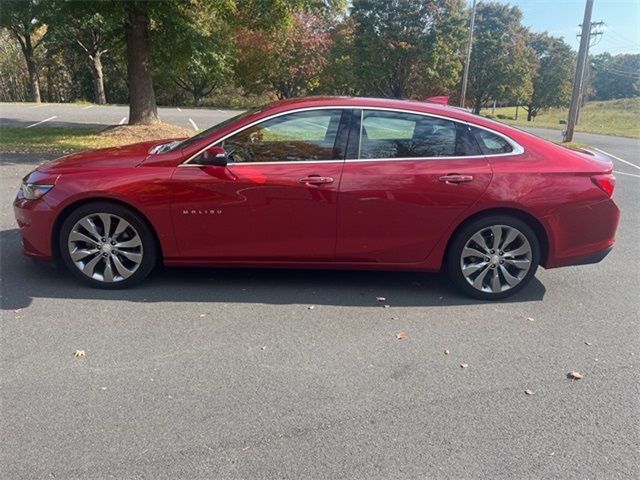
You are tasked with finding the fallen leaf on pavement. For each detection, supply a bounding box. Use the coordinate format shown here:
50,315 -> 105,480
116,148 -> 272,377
395,331 -> 407,340
525,389 -> 536,395
585,341 -> 592,346
199,314 -> 206,318
460,363 -> 469,369
73,350 -> 85,357
527,317 -> 535,322
260,346 -> 267,351
567,371 -> 583,380
308,305 -> 315,310
241,445 -> 250,452
444,349 -> 450,355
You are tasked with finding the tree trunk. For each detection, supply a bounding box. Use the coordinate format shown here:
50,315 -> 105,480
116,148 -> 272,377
193,90 -> 201,107
124,1 -> 158,124
25,56 -> 41,103
91,53 -> 107,105
527,106 -> 533,122
21,34 -> 41,103
472,95 -> 483,115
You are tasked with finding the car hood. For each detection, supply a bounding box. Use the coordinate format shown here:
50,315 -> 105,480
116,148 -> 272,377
37,139 -> 172,172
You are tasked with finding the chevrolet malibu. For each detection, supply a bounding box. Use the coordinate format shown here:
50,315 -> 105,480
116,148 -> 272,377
14,97 -> 620,299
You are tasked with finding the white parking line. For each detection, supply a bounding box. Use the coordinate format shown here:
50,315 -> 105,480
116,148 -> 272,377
25,115 -> 57,128
82,105 -> 94,110
177,107 -> 182,112
614,170 -> 640,179
119,116 -> 127,125
188,118 -> 198,130
592,147 -> 640,171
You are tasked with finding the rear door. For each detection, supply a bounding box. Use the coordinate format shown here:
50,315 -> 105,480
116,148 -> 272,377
170,108 -> 351,261
336,109 -> 493,263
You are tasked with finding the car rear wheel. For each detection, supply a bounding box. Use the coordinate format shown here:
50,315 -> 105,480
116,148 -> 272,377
59,202 -> 156,288
447,215 -> 540,300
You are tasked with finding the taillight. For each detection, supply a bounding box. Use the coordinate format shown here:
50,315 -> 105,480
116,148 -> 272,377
591,174 -> 616,197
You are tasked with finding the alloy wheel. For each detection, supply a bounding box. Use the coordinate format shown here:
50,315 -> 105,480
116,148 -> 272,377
67,213 -> 143,283
460,224 -> 532,294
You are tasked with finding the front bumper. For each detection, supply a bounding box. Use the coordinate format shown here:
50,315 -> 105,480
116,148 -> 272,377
13,196 -> 56,260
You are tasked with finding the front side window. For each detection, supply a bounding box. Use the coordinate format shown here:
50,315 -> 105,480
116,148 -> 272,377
222,109 -> 344,163
359,110 -> 480,159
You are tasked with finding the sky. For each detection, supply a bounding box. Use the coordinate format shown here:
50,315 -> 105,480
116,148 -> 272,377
469,0 -> 640,55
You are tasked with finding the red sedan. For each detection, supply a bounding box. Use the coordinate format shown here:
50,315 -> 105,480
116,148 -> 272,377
13,97 -> 620,299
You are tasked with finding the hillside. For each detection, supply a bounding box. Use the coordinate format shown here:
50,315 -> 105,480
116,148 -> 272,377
481,98 -> 640,138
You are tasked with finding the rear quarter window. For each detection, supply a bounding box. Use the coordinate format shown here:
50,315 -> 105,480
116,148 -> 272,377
470,127 -> 514,155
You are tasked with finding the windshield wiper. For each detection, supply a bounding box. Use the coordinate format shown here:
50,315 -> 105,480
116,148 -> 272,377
149,141 -> 181,154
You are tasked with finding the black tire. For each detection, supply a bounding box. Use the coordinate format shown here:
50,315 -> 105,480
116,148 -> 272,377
446,215 -> 540,300
59,202 -> 157,289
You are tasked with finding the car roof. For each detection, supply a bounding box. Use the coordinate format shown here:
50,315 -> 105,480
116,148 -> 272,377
261,96 -> 476,122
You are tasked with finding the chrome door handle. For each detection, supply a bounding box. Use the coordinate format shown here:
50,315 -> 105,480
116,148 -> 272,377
299,176 -> 334,185
438,174 -> 473,184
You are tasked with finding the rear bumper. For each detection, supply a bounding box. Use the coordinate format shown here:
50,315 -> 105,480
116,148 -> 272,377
563,244 -> 613,267
544,197 -> 620,269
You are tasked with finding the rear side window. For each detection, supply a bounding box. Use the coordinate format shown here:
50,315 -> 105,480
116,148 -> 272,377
358,110 -> 481,159
470,126 -> 514,155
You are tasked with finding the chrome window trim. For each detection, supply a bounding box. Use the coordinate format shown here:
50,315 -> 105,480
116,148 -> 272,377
179,105 -> 525,167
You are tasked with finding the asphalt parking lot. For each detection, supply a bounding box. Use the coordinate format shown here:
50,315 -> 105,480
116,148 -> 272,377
0,102 -> 239,131
1,105 -> 639,479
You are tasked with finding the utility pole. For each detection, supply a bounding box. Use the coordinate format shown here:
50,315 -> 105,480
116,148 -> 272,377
564,0 -> 594,142
460,0 -> 477,109
575,20 -> 605,124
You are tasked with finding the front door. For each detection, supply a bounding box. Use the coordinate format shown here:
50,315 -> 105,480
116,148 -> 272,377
336,109 -> 493,263
170,108 -> 349,261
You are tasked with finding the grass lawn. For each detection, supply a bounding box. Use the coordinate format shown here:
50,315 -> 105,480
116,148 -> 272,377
481,98 -> 640,139
0,122 -> 194,154
0,126 -> 123,153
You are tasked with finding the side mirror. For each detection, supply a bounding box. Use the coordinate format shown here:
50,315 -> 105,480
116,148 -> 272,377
193,145 -> 227,167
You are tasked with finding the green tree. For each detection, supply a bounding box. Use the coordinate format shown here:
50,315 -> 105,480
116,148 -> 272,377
522,33 -> 574,121
350,0 -> 466,99
236,12 -> 333,99
0,30 -> 29,101
318,17 -> 359,95
119,0 -> 307,123
467,2 -> 535,114
154,3 -> 234,107
591,53 -> 640,100
0,0 -> 47,102
44,1 -> 120,104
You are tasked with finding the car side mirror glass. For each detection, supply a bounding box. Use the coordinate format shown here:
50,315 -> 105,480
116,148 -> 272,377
193,146 -> 227,167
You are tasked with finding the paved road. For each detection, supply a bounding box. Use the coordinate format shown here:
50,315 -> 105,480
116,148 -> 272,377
1,109 -> 639,478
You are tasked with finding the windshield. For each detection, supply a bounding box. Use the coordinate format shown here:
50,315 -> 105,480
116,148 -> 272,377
171,107 -> 262,151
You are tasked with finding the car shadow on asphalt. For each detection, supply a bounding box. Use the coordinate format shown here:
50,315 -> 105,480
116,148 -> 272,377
0,228 -> 546,310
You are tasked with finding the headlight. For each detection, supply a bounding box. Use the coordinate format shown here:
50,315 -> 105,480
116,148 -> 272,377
20,182 -> 54,200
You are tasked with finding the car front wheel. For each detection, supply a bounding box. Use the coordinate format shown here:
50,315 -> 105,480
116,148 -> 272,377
447,215 -> 540,300
59,202 -> 157,288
